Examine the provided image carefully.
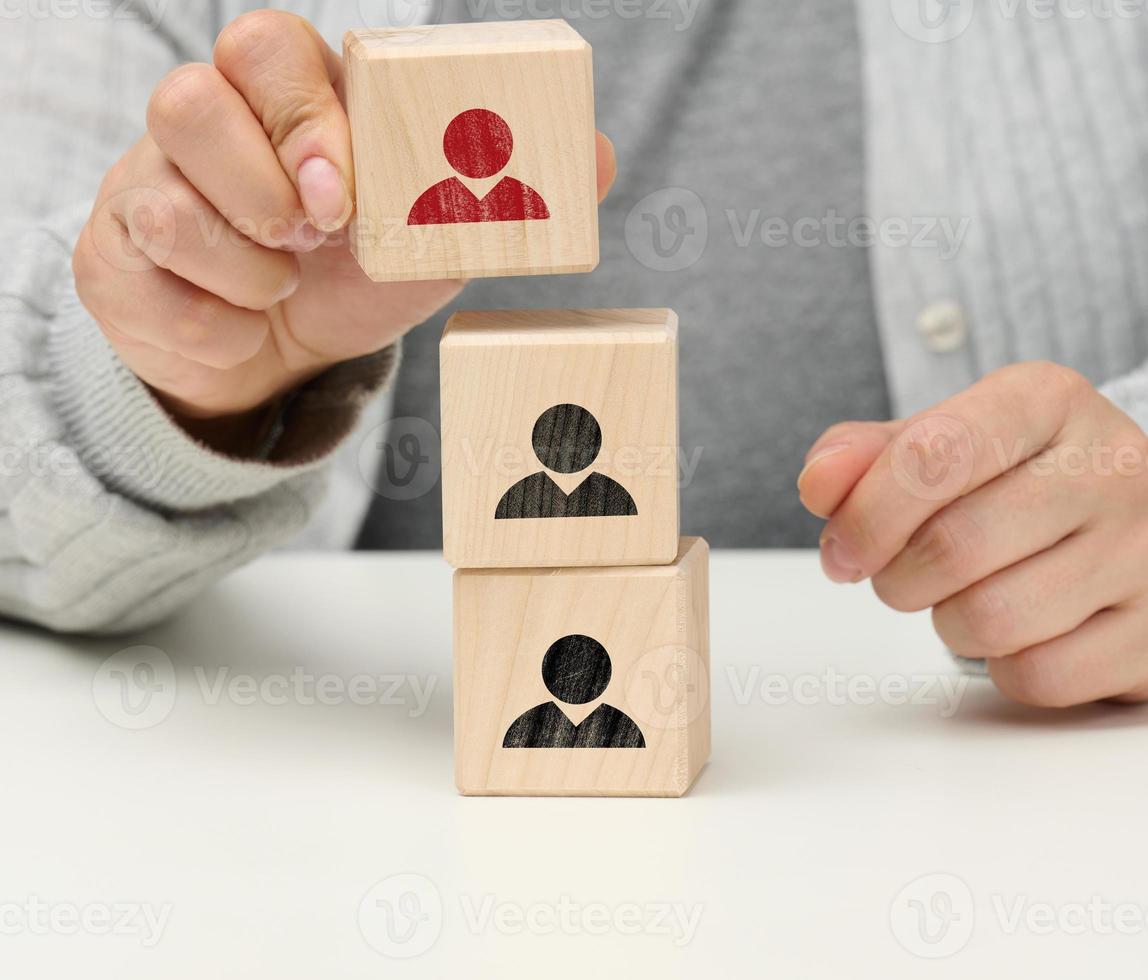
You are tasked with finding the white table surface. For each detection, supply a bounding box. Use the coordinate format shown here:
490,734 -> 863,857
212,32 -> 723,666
1,550 -> 1145,978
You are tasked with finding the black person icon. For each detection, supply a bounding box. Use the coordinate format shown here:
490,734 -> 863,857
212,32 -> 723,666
502,635 -> 646,749
495,404 -> 638,520
407,108 -> 551,226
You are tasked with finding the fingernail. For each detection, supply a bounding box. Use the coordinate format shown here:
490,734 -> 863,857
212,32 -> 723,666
797,441 -> 851,489
270,261 -> 301,306
820,534 -> 863,584
298,157 -> 351,232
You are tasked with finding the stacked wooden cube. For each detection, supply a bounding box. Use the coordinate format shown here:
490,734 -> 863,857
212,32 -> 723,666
346,20 -> 711,797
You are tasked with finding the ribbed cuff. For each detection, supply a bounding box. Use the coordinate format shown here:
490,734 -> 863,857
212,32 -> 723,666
47,280 -> 398,512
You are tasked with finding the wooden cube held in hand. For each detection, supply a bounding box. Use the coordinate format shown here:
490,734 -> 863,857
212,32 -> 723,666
440,308 -> 680,569
344,20 -> 599,282
454,538 -> 711,797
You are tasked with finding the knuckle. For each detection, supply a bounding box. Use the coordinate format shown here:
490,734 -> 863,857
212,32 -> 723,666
908,505 -> 982,581
870,570 -> 922,613
147,64 -> 222,142
1019,360 -> 1090,419
949,581 -> 1016,655
990,651 -> 1077,708
833,508 -> 880,566
173,293 -> 227,353
214,10 -> 306,79
260,81 -> 329,151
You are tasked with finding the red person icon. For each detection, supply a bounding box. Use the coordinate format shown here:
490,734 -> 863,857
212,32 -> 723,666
407,109 -> 551,226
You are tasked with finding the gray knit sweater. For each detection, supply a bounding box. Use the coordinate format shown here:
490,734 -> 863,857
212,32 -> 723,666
4,1 -> 1148,633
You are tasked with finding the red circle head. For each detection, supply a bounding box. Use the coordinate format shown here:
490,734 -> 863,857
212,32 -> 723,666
442,109 -> 514,179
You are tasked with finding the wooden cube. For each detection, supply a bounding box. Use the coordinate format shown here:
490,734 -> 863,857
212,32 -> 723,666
344,20 -> 598,282
454,537 -> 710,797
440,308 -> 680,569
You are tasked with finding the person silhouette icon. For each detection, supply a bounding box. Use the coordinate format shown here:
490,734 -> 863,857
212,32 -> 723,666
407,108 -> 551,226
495,404 -> 638,520
503,635 -> 646,749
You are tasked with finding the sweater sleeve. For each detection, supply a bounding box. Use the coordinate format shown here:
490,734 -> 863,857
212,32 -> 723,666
1100,365 -> 1148,436
0,8 -> 391,633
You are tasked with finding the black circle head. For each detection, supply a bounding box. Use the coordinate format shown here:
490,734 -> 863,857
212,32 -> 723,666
532,404 -> 602,474
541,635 -> 612,705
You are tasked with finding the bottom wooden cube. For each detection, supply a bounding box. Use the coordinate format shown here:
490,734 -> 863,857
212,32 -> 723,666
454,537 -> 710,797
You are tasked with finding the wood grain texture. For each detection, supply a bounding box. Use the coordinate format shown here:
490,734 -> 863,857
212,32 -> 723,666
454,537 -> 711,797
441,309 -> 680,568
344,20 -> 598,282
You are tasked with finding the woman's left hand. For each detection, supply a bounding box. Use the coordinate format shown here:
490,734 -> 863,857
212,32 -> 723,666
799,361 -> 1148,707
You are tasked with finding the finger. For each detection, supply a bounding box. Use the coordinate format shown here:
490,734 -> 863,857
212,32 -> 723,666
932,527 -> 1129,659
821,362 -> 1085,583
76,221 -> 270,372
988,604 -> 1148,707
871,460 -> 1095,612
109,139 -> 301,311
596,131 -> 617,202
798,420 -> 903,519
214,10 -> 352,231
146,63 -> 322,252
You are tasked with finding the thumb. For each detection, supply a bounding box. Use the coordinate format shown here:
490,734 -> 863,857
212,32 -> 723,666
214,12 -> 354,232
797,420 -> 905,519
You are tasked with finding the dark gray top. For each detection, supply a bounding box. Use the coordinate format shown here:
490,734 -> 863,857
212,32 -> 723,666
360,0 -> 889,550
